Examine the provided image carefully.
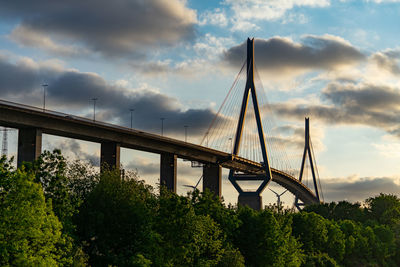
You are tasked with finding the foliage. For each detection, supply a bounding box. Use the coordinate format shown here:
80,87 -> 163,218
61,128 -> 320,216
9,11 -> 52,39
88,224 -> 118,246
234,207 -> 303,266
2,151 -> 400,266
0,156 -> 65,266
76,168 -> 157,266
365,193 -> 400,225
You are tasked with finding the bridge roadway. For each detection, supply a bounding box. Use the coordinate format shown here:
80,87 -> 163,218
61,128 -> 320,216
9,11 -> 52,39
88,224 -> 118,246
0,100 -> 319,205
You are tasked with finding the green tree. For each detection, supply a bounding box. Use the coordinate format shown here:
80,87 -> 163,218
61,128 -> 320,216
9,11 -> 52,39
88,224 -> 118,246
304,201 -> 366,223
234,207 -> 304,266
291,212 -> 345,263
155,189 -> 229,266
24,150 -> 76,234
24,150 -> 92,265
366,193 -> 400,225
76,169 -> 157,266
0,156 -> 65,266
190,189 -> 241,244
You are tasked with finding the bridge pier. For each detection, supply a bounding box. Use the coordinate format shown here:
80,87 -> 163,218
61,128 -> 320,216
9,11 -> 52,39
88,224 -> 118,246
100,142 -> 120,170
17,128 -> 42,167
238,193 -> 262,210
160,153 -> 177,192
203,163 -> 221,197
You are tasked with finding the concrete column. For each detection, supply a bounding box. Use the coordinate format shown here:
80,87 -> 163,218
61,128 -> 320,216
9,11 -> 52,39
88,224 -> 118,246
17,128 -> 42,167
238,193 -> 262,210
100,142 -> 120,171
203,163 -> 221,197
160,153 -> 177,193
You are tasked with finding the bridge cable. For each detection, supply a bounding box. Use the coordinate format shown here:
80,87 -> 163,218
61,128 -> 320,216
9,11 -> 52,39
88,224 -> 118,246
310,138 -> 324,202
253,64 -> 298,175
200,60 -> 246,147
211,69 -> 245,151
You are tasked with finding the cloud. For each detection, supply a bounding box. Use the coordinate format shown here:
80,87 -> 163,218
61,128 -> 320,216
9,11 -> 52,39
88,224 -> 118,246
9,25 -> 87,57
225,0 -> 329,30
370,49 -> 400,76
1,0 -> 197,57
49,139 -> 100,166
223,35 -> 365,76
131,34 -> 235,77
368,0 -> 400,3
271,82 -> 400,137
0,54 -> 216,137
125,157 -> 159,177
322,175 -> 400,202
199,8 -> 228,27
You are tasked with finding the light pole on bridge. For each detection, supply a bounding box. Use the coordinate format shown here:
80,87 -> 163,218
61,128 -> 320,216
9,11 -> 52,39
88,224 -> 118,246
91,98 -> 98,121
160,118 -> 165,136
130,108 -> 135,129
184,125 -> 188,142
42,83 -> 48,111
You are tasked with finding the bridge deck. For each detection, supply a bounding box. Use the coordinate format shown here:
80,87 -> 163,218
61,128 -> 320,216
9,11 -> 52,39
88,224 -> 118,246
0,100 -> 320,205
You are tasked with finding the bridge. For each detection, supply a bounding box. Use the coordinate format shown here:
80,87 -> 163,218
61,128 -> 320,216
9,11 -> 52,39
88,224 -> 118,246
0,38 -> 323,209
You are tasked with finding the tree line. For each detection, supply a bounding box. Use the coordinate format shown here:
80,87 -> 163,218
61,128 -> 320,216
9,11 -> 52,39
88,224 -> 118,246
1,150 -> 400,266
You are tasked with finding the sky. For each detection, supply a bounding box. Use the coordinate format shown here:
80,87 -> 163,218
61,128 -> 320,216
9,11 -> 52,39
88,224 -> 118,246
1,0 -> 400,206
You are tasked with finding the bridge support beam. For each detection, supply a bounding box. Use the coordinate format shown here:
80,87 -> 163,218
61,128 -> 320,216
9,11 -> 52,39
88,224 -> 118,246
203,163 -> 221,197
17,128 -> 42,167
160,153 -> 177,193
238,193 -> 262,210
100,142 -> 120,171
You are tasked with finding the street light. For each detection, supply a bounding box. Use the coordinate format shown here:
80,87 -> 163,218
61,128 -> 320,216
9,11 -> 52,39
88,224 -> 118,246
160,118 -> 165,136
91,98 -> 98,121
229,137 -> 232,153
184,125 -> 188,142
42,83 -> 48,111
129,108 -> 135,129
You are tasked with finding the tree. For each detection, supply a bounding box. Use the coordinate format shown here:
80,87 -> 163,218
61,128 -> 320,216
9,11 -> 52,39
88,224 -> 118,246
24,150 -> 92,265
291,212 -> 345,263
0,156 -> 65,266
304,201 -> 366,222
190,189 -> 241,244
76,169 -> 157,266
155,189 -> 230,266
366,193 -> 400,225
234,207 -> 304,266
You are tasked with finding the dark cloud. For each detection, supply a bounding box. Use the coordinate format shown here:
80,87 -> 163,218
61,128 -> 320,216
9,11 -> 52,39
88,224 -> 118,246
1,0 -> 197,57
0,56 -> 41,95
223,35 -> 365,74
50,139 -> 100,166
272,82 -> 400,137
323,83 -> 400,111
322,176 -> 400,203
0,55 -> 215,136
371,50 -> 400,76
126,160 -> 159,177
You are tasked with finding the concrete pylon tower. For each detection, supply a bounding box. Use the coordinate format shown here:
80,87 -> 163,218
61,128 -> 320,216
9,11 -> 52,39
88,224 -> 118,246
228,38 -> 273,210
294,117 -> 321,210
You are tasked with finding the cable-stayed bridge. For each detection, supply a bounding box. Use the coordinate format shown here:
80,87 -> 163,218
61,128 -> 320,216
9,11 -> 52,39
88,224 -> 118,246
0,38 -> 323,209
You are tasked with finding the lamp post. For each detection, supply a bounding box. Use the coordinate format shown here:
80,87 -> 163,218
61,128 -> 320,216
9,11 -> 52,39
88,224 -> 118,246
42,83 -> 48,111
160,118 -> 165,136
229,137 -> 233,153
91,98 -> 98,121
184,125 -> 188,142
130,108 -> 135,129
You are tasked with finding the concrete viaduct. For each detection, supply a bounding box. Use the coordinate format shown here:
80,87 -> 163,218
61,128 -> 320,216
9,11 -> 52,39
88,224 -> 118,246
0,100 -> 320,205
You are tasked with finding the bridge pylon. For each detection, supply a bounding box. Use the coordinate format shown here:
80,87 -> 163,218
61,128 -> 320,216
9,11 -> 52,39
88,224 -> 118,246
294,117 -> 322,210
228,38 -> 273,210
